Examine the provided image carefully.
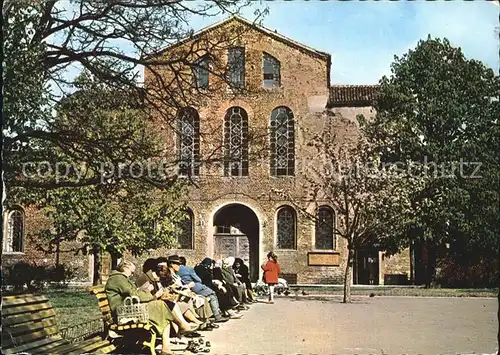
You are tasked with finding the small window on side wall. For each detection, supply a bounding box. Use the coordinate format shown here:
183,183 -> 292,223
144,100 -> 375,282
276,206 -> 296,249
315,206 -> 336,250
227,47 -> 245,89
177,209 -> 194,249
193,55 -> 209,89
263,53 -> 280,88
4,208 -> 25,253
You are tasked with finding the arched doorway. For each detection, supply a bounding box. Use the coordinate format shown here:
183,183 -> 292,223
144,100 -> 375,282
213,203 -> 259,281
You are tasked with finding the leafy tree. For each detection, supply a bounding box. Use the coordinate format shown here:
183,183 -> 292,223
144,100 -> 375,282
361,37 -> 499,287
23,71 -> 190,284
3,0 -> 263,192
276,115 -> 423,303
38,181 -> 187,285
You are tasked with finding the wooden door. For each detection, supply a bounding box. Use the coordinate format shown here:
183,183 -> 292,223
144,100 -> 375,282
214,235 -> 250,265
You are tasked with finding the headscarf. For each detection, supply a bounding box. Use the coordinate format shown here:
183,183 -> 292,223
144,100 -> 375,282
201,257 -> 213,266
234,257 -> 244,266
223,256 -> 235,267
214,259 -> 223,268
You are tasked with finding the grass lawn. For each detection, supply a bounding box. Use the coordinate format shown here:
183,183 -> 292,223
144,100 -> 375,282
43,288 -> 102,329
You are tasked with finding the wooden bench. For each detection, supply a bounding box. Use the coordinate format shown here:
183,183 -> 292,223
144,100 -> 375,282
1,294 -> 115,354
88,285 -> 157,355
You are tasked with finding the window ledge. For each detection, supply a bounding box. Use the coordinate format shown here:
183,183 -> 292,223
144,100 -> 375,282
2,251 -> 25,255
178,175 -> 200,180
261,85 -> 283,91
225,86 -> 245,94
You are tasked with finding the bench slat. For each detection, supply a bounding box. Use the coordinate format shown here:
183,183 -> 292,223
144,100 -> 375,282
2,295 -> 48,306
88,286 -> 106,294
2,335 -> 65,354
98,299 -> 109,307
3,326 -> 60,347
2,294 -> 114,354
93,343 -> 116,354
2,294 -> 37,300
4,317 -> 58,337
96,295 -> 109,303
2,308 -> 57,327
109,322 -> 150,331
2,302 -> 53,316
50,336 -> 114,354
29,339 -> 72,354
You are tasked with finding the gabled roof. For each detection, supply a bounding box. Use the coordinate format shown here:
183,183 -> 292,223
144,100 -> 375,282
147,15 -> 331,61
327,85 -> 379,108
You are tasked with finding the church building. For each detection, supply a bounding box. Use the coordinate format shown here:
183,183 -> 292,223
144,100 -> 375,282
2,16 -> 411,286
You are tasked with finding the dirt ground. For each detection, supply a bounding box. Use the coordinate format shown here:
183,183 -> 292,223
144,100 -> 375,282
198,295 -> 498,355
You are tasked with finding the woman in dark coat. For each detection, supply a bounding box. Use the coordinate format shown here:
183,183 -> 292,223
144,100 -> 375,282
195,258 -> 239,313
221,257 -> 249,305
233,257 -> 255,301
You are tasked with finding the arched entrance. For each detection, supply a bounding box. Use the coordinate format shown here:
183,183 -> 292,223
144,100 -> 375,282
213,203 -> 259,281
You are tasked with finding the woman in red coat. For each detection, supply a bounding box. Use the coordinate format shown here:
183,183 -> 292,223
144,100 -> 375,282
261,252 -> 280,304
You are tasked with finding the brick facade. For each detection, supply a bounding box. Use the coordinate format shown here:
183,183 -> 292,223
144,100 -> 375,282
142,16 -> 410,285
2,207 -> 92,284
3,16 -> 410,286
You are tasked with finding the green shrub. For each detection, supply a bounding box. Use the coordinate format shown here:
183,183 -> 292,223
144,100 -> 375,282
3,262 -> 77,292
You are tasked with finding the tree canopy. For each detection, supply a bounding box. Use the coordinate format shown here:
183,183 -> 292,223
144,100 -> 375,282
361,37 -> 499,285
3,0 -> 263,192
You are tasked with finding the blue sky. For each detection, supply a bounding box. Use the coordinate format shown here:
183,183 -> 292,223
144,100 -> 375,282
184,0 -> 499,85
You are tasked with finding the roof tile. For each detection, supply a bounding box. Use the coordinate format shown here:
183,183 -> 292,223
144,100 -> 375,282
327,85 -> 379,107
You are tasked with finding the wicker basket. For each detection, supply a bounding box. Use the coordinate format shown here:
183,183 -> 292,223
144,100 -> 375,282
116,296 -> 149,325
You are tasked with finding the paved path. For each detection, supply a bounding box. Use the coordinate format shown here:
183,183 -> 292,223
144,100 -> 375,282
199,295 -> 497,355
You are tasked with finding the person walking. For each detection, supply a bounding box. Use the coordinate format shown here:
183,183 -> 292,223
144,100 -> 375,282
261,252 -> 280,304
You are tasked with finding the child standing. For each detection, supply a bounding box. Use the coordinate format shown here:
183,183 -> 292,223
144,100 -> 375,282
261,252 -> 280,304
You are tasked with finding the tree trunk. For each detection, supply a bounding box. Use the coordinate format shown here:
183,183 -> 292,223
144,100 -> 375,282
110,251 -> 120,270
409,240 -> 415,285
425,243 -> 437,288
55,237 -> 60,266
92,245 -> 102,286
343,246 -> 355,303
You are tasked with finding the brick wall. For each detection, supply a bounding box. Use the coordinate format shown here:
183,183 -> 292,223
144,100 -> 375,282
2,206 -> 92,283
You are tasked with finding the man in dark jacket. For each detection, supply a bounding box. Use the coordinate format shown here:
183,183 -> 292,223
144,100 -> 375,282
195,258 -> 240,315
168,255 -> 229,323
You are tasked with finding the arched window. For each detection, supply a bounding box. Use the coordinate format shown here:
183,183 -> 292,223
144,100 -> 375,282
276,206 -> 296,249
315,206 -> 336,250
270,106 -> 294,176
263,53 -> 280,88
177,209 -> 194,249
224,106 -> 248,177
177,108 -> 200,177
4,208 -> 25,253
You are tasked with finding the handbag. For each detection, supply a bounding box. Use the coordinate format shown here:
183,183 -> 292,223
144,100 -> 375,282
116,296 -> 149,325
160,288 -> 181,302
